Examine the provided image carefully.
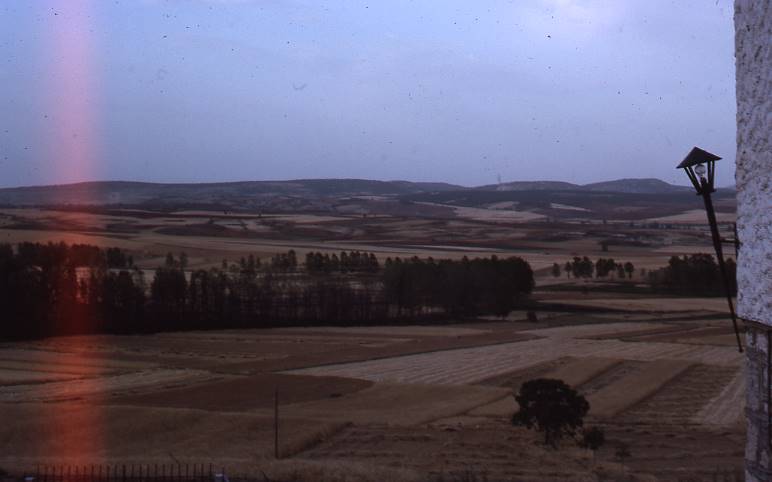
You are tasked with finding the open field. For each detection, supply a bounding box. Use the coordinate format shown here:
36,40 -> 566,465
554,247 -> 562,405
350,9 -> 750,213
0,200 -> 733,277
0,191 -> 745,481
0,307 -> 746,480
546,297 -> 736,313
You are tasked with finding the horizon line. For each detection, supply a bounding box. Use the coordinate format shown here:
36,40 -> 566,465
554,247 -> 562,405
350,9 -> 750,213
0,176 -> 727,191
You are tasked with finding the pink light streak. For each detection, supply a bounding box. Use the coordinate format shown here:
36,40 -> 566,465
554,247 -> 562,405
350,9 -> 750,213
42,1 -> 107,465
47,1 -> 103,186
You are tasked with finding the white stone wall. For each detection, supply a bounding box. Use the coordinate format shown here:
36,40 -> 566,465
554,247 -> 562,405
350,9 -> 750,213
735,1 -> 772,326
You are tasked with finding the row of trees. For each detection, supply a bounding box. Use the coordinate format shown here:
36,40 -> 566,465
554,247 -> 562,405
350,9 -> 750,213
305,250 -> 380,274
0,242 -> 535,340
648,253 -> 736,296
383,255 -> 535,317
551,252 -> 736,296
1,243 -> 146,338
552,257 -> 635,279
14,241 -> 134,269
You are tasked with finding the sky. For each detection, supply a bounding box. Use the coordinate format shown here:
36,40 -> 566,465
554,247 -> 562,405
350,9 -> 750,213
0,0 -> 737,188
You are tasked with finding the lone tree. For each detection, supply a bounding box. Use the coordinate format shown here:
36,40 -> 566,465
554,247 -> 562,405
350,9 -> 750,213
512,378 -> 590,448
579,426 -> 606,462
624,261 -> 635,279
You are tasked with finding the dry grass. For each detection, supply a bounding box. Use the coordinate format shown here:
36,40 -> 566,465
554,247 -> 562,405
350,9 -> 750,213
280,326 -> 491,337
647,209 -> 736,224
0,403 -> 345,473
273,382 -> 510,426
108,374 -> 372,412
468,357 -> 620,418
695,369 -> 746,427
245,459 -> 421,482
0,316 -> 747,480
0,203 -> 747,481
0,368 -> 79,385
548,297 -> 735,313
291,322 -> 742,386
546,357 -> 621,388
586,360 -> 691,418
0,369 -> 216,402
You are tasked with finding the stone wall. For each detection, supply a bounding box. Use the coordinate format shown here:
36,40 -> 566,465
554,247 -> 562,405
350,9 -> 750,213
735,1 -> 772,481
734,0 -> 771,325
745,324 -> 771,480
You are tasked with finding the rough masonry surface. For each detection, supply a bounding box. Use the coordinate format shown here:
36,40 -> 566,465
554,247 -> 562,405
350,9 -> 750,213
735,0 -> 772,325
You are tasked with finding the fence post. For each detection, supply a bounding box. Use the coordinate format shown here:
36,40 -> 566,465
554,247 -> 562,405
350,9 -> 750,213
274,387 -> 280,459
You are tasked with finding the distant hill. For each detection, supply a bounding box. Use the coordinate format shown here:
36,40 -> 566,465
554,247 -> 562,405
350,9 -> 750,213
477,181 -> 579,191
581,178 -> 692,194
0,177 -> 704,208
480,178 -> 693,194
0,179 -> 465,206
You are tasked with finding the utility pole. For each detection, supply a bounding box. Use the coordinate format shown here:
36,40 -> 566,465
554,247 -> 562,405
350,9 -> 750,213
274,387 -> 280,459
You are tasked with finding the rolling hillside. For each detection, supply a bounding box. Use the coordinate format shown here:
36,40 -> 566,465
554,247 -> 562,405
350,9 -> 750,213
0,179 -> 464,206
0,177 -> 735,220
0,177 -> 705,206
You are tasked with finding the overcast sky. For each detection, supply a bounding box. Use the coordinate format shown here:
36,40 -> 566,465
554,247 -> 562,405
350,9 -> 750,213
0,0 -> 736,188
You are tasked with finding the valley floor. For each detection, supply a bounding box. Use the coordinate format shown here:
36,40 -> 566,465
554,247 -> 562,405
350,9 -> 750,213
0,305 -> 745,481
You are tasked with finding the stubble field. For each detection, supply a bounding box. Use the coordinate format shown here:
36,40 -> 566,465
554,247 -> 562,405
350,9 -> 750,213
0,307 -> 745,481
0,202 -> 744,481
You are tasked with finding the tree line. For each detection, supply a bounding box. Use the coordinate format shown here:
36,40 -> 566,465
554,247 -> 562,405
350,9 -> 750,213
551,253 -> 736,297
647,253 -> 736,296
383,255 -> 534,318
552,257 -> 635,279
305,250 -> 380,274
0,242 -> 534,340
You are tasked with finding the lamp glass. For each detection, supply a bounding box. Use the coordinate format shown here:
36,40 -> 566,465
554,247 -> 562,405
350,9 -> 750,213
694,163 -> 707,177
